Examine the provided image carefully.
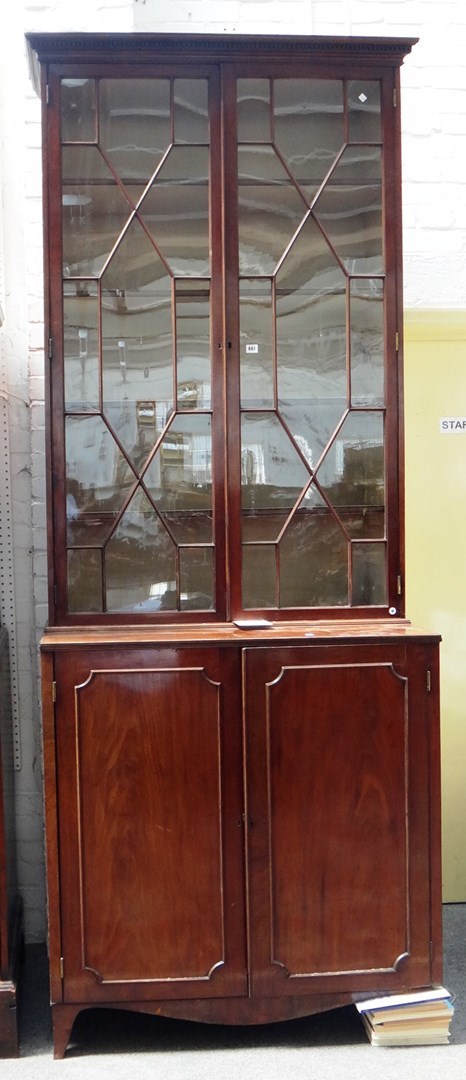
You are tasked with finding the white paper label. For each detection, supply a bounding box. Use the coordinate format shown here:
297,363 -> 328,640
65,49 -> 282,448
246,343 -> 259,354
440,417 -> 466,432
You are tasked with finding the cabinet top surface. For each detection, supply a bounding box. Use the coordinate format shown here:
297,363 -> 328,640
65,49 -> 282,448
40,619 -> 440,650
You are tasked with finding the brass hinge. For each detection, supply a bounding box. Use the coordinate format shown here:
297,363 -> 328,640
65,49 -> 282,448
397,574 -> 402,596
60,956 -> 64,979
427,670 -> 432,693
46,84 -> 50,106
52,681 -> 57,704
393,87 -> 397,108
395,331 -> 400,352
48,337 -> 53,361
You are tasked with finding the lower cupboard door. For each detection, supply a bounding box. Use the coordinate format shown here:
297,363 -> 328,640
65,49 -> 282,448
53,647 -> 247,1004
243,644 -> 437,998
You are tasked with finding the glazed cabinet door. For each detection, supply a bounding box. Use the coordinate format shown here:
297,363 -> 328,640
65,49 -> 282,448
51,645 -> 247,1004
243,641 -> 441,998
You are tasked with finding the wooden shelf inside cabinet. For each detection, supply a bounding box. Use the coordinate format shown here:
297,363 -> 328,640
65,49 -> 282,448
27,31 -> 442,1059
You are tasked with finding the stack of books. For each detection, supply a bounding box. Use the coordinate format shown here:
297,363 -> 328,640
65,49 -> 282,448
356,987 -> 454,1046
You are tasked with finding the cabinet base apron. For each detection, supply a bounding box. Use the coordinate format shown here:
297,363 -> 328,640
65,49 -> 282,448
51,991 -> 392,1059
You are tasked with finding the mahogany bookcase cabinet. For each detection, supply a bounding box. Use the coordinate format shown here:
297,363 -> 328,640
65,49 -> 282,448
26,33 -> 442,1059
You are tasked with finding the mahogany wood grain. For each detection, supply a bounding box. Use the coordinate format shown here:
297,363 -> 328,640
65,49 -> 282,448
54,647 -> 247,1004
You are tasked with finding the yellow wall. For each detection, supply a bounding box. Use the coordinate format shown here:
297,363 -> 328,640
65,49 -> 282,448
404,310 -> 466,901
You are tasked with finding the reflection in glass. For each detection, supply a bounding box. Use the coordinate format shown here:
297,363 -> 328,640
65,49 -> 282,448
313,175 -> 382,275
174,80 -> 209,143
352,541 -> 386,605
241,413 -> 310,511
350,279 -> 384,405
237,80 -> 270,143
276,214 -> 344,294
348,81 -> 381,143
317,411 -> 384,509
105,489 -> 176,612
140,146 -> 210,276
279,504 -> 348,607
64,283 -> 99,411
333,145 -> 381,183
238,146 -> 307,276
144,414 -> 212,514
62,146 -> 131,277
276,287 -> 347,401
242,545 -> 276,609
274,79 -> 344,197
66,416 -> 135,546
242,509 -> 287,543
163,512 -> 212,545
61,79 -> 96,142
176,282 -> 211,409
101,222 -> 173,466
179,547 -> 214,610
99,79 -> 170,183
240,279 -> 274,407
67,549 -> 103,613
340,506 -> 385,540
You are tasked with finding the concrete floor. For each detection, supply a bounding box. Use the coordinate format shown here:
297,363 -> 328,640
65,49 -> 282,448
6,904 -> 465,1077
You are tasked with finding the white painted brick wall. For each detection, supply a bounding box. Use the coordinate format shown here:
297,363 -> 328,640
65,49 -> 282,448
0,0 -> 465,941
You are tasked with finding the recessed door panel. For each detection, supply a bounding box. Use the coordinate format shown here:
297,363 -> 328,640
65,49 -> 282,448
55,647 -> 246,1003
243,644 -> 435,996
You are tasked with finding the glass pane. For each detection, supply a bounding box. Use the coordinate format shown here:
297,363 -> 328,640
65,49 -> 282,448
274,79 -> 344,197
350,279 -> 384,405
162,512 -> 213,545
140,146 -> 210,276
62,146 -> 131,277
144,414 -> 212,513
237,79 -> 271,142
242,545 -> 276,608
99,79 -> 171,184
313,173 -> 382,275
242,509 -> 287,543
352,542 -> 386,605
64,282 -> 99,411
275,213 -> 345,294
340,506 -> 385,540
174,80 -> 209,143
238,146 -> 307,275
61,79 -> 96,142
176,281 -> 211,409
317,411 -> 384,510
348,81 -> 381,143
279,504 -> 348,607
276,285 -> 347,461
66,416 -> 135,546
105,489 -> 176,613
101,222 -> 174,467
67,549 -> 103,613
242,413 -> 310,511
334,145 -> 381,183
179,547 -> 214,610
240,279 -> 274,408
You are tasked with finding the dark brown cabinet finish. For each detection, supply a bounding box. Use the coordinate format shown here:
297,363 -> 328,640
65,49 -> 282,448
40,624 -> 442,1057
27,33 -> 443,1059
